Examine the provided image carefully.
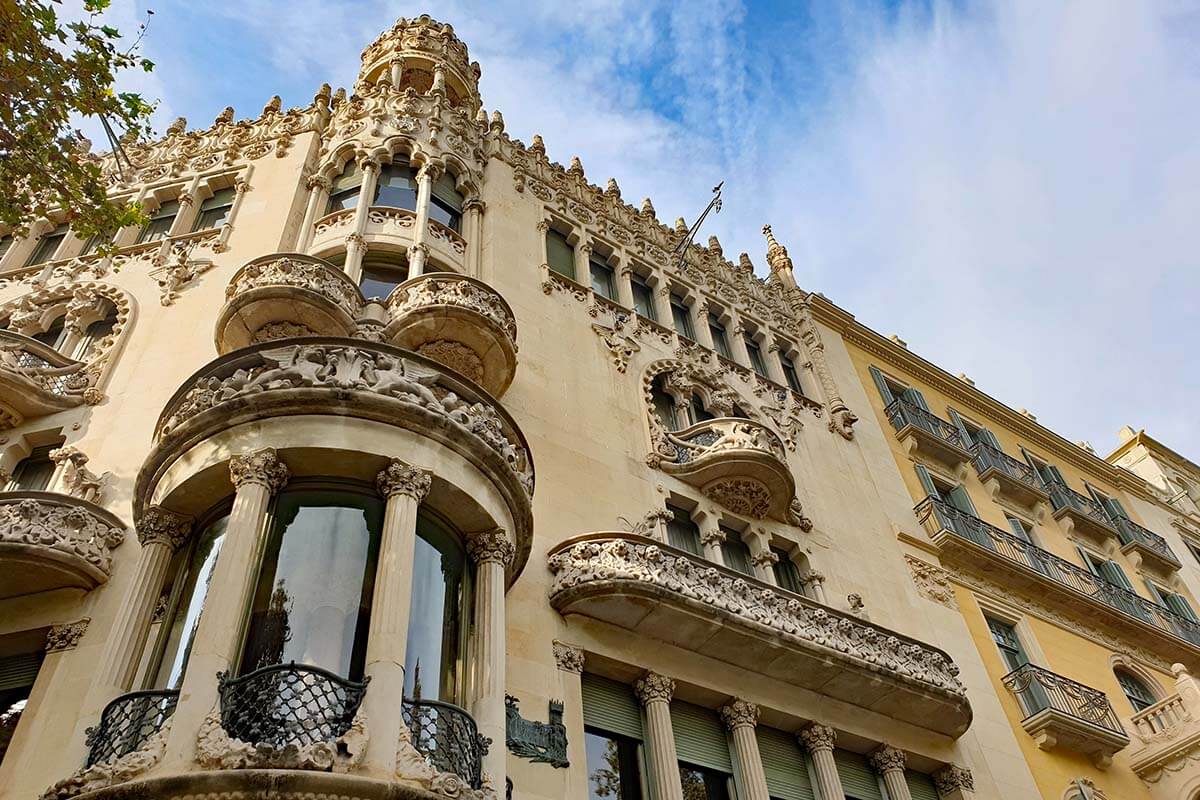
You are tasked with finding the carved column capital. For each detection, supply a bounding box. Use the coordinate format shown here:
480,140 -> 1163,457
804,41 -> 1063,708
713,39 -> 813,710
138,505 -> 193,550
700,528 -> 725,548
46,618 -> 90,652
553,640 -> 585,673
229,448 -> 289,493
798,722 -> 836,753
416,162 -> 444,183
751,549 -> 779,568
934,764 -> 975,793
467,528 -> 515,566
719,699 -> 760,731
462,197 -> 487,214
870,744 -> 907,774
804,570 -> 826,586
306,174 -> 332,191
634,671 -> 675,706
356,154 -> 382,172
376,459 -> 431,500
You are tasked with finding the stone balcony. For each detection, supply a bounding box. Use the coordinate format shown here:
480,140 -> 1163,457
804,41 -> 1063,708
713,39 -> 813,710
0,491 -> 125,598
385,272 -> 518,397
214,253 -> 364,353
547,532 -> 972,737
1129,665 -> 1200,789
1047,484 -> 1119,547
970,441 -> 1049,508
657,418 -> 800,524
883,398 -> 971,471
309,207 -> 467,271
1002,663 -> 1129,767
0,331 -> 95,427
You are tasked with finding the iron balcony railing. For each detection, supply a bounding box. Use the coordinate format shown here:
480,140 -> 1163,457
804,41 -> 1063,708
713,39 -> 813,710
85,689 -> 179,766
883,398 -> 966,450
217,662 -> 368,748
1002,663 -> 1126,737
403,696 -> 489,789
970,441 -> 1044,492
915,497 -> 1200,646
1047,484 -> 1115,530
1113,517 -> 1180,565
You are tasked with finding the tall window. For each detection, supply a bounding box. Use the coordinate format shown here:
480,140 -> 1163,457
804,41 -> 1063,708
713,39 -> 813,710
1004,515 -> 1036,545
779,353 -> 804,395
650,374 -> 679,432
6,443 -> 62,492
1115,669 -> 1157,713
744,334 -> 767,376
689,396 -> 714,425
195,188 -> 236,231
986,617 -> 1030,673
429,172 -> 463,232
719,527 -> 753,574
589,254 -> 616,301
546,228 -> 576,280
374,161 -> 419,211
404,514 -> 468,701
666,504 -> 702,556
771,548 -> 805,595
670,294 -> 694,339
74,306 -> 118,360
630,273 -> 656,320
78,234 -> 105,257
0,649 -> 43,767
327,161 -> 363,212
25,224 -> 69,266
358,256 -> 410,302
671,702 -> 733,800
0,234 -> 12,263
138,202 -> 179,244
707,314 -> 731,359
31,315 -> 67,350
582,674 -> 644,800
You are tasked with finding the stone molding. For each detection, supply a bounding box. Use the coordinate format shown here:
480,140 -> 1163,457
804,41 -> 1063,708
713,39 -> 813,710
46,618 -> 90,652
229,447 -> 290,493
633,671 -> 675,706
552,640 -> 584,673
798,722 -> 836,753
905,555 -> 959,609
224,253 -> 364,319
137,505 -> 192,551
719,699 -> 760,731
388,275 -> 512,343
376,459 -> 432,500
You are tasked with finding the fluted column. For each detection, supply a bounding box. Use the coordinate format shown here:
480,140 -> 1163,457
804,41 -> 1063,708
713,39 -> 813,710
799,723 -> 845,800
409,163 -> 438,277
362,460 -> 431,777
933,765 -> 975,800
721,699 -> 769,800
468,528 -> 515,788
555,641 -> 589,800
871,745 -> 912,800
298,174 -> 331,252
635,672 -> 684,800
463,197 -> 485,279
161,448 -> 289,768
344,156 -> 379,282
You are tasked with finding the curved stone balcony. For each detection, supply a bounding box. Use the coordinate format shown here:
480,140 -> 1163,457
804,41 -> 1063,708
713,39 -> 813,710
658,419 -> 797,523
385,272 -> 518,397
215,254 -> 364,353
548,532 -> 972,737
0,331 -> 94,427
309,207 -> 467,271
0,491 -> 125,598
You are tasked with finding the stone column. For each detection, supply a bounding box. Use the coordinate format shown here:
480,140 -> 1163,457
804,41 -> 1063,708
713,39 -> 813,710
728,314 -> 753,367
763,336 -> 790,386
692,298 -> 715,349
799,723 -> 845,800
652,281 -> 674,328
409,163 -> 438,277
747,531 -> 778,585
389,57 -> 404,86
344,156 -> 379,283
361,459 -> 431,777
634,672 -> 684,800
616,263 -> 636,309
216,174 -> 251,252
468,528 -> 516,788
161,448 -> 289,767
871,745 -> 912,800
555,641 -> 589,800
297,174 -> 331,252
933,765 -> 975,800
720,699 -> 769,800
169,180 -> 202,237
804,570 -> 828,604
462,197 -> 485,279
700,526 -> 725,565
574,241 -> 593,289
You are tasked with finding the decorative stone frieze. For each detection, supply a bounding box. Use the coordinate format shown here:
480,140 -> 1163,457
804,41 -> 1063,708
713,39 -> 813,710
229,448 -> 290,493
549,533 -> 971,736
46,618 -> 90,652
905,555 -> 959,610
38,720 -> 171,800
552,640 -> 584,673
375,459 -> 431,500
137,505 -> 192,551
194,704 -> 367,772
719,699 -> 760,731
0,493 -> 126,598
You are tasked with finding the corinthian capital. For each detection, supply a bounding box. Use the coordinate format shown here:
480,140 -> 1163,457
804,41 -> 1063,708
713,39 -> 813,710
798,722 -> 836,753
376,460 -> 431,500
307,174 -> 332,191
933,765 -> 975,793
634,671 -> 675,706
869,744 -> 907,774
467,528 -> 515,566
719,699 -> 760,731
553,640 -> 585,673
229,448 -> 290,493
138,505 -> 193,550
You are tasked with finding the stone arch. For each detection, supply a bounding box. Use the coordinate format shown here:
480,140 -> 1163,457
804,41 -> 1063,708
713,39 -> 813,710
1108,653 -> 1167,702
640,352 -> 760,461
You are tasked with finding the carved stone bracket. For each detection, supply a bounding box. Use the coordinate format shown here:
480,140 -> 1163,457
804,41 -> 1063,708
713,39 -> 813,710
46,618 -> 90,652
905,555 -> 959,609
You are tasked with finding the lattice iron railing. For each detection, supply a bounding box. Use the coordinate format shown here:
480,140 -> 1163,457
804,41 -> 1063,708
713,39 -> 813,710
1002,663 -> 1125,736
403,696 -> 489,789
883,398 -> 966,450
217,662 -> 368,748
85,689 -> 179,766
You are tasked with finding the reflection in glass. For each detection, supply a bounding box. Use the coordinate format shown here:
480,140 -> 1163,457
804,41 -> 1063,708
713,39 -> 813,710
155,516 -> 229,688
404,515 -> 466,701
374,163 -> 419,211
678,764 -> 730,800
585,729 -> 642,800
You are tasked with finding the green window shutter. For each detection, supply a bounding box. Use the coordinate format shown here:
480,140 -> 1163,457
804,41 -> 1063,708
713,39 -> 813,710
1144,579 -> 1166,604
868,366 -> 895,405
903,386 -> 930,412
835,750 -> 883,800
670,701 -> 731,773
432,172 -> 462,210
979,427 -> 1002,449
915,464 -> 938,499
1077,546 -> 1104,579
948,485 -> 978,517
1100,560 -> 1134,591
0,652 -> 43,692
905,771 -> 940,800
581,674 -> 643,740
947,409 -> 974,447
1006,516 -> 1030,541
755,726 -> 814,800
1045,463 -> 1066,486
1168,593 -> 1199,621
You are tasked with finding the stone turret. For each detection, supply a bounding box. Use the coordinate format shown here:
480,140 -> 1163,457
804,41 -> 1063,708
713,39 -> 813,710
357,15 -> 482,113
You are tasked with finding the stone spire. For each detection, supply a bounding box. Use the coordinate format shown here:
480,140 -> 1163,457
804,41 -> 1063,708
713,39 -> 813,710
762,224 -> 793,276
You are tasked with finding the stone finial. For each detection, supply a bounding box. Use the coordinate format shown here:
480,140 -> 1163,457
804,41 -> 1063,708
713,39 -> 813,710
738,253 -> 754,276
262,95 -> 282,114
315,83 -> 332,105
707,235 -> 722,257
568,156 -> 584,176
138,505 -> 193,551
605,178 -> 621,198
719,699 -> 760,731
376,459 -> 431,500
215,106 -> 234,125
467,528 -> 515,567
46,618 -> 90,652
933,764 -> 975,793
333,87 -> 347,107
634,671 -> 675,706
674,217 -> 688,234
869,744 -> 907,774
762,224 -> 794,275
530,134 -> 546,155
641,197 -> 656,218
475,106 -> 488,124
229,448 -> 290,493
73,133 -> 93,156
798,722 -> 836,753
490,110 -> 504,132
553,640 -> 585,673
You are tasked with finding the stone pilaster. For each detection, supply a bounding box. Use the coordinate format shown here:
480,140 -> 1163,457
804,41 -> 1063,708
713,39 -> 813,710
798,723 -> 844,800
870,745 -> 912,800
635,672 -> 684,800
720,699 -> 768,800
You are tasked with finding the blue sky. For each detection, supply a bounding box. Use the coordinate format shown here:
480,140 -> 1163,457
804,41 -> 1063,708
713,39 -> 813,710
94,0 -> 1200,461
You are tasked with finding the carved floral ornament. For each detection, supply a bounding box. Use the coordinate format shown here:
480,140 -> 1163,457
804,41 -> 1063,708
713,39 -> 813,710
0,495 -> 125,574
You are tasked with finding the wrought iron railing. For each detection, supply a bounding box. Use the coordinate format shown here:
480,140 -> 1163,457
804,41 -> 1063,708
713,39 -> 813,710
1114,517 -> 1180,564
217,662 -> 368,748
916,497 -> 1200,646
1002,664 -> 1126,737
85,689 -> 179,766
970,441 -> 1043,492
1047,484 -> 1115,530
403,696 -> 489,789
883,398 -> 966,450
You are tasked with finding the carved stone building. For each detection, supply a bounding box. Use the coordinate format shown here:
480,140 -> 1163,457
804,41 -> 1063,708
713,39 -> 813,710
0,13 -> 1193,800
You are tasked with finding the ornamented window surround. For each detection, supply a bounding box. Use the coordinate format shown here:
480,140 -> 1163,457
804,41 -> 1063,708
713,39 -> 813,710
1107,655 -> 1166,707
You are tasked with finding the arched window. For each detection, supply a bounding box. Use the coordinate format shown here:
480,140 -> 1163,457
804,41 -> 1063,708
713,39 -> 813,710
359,255 -> 410,302
327,160 -> 362,213
373,160 -> 419,211
74,305 -> 117,360
690,395 -> 714,425
31,315 -> 66,351
1115,669 -> 1157,713
429,172 -> 463,232
650,374 -> 678,432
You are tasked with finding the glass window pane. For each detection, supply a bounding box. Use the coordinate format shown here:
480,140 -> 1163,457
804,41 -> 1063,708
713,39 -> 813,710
546,229 -> 576,279
429,197 -> 462,232
708,315 -> 730,359
720,528 -> 753,575
745,336 -> 767,376
31,316 -> 66,350
666,505 -> 702,555
631,277 -> 656,320
404,515 -> 466,701
586,730 -> 643,800
156,516 -> 229,688
195,188 -> 236,231
771,549 -> 804,594
374,163 -> 418,210
26,228 -> 68,265
590,259 -> 615,300
359,258 -> 409,301
780,355 -> 803,394
0,235 -> 12,261
10,445 -> 60,491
